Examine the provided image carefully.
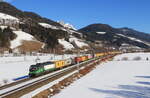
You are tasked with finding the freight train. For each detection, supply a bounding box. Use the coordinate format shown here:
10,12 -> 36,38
29,51 -> 120,77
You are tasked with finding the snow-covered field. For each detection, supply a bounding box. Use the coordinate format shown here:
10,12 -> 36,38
0,54 -> 76,85
114,52 -> 150,61
52,52 -> 150,98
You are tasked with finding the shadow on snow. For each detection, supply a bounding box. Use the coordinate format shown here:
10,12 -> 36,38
137,81 -> 150,86
88,76 -> 150,98
135,76 -> 150,79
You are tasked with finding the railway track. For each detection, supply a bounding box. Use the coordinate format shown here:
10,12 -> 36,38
0,56 -> 104,98
0,78 -> 30,90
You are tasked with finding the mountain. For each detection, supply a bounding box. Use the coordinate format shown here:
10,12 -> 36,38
0,2 -> 149,54
79,24 -> 150,50
0,2 -> 89,53
118,27 -> 150,43
0,2 -> 62,27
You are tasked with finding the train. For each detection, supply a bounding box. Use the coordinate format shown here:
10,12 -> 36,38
29,51 -> 121,77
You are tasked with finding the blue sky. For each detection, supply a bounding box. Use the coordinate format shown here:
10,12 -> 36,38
6,0 -> 150,33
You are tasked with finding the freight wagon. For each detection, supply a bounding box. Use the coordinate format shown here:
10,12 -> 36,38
74,56 -> 88,63
54,60 -> 65,69
95,53 -> 105,57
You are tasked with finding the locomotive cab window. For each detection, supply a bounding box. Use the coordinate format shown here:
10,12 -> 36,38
29,66 -> 38,71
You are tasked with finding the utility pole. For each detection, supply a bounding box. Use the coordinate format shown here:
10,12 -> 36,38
35,53 -> 40,64
62,54 -> 65,60
24,53 -> 26,61
53,49 -> 56,60
77,48 -> 80,74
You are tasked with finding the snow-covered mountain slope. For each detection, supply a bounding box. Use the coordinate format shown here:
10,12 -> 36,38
0,12 -> 19,21
69,37 -> 88,48
10,30 -> 41,49
58,21 -> 76,30
58,36 -> 89,50
0,12 -> 19,27
38,23 -> 59,30
38,21 -> 87,49
96,32 -> 106,34
0,9 -> 86,52
0,2 -> 149,53
64,23 -> 76,30
117,34 -> 150,47
0,25 -> 16,30
79,24 -> 150,49
119,27 -> 150,43
0,25 -> 7,30
39,22 -> 78,34
58,39 -> 74,50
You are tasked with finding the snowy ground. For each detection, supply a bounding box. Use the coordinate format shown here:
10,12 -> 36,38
52,52 -> 150,98
114,52 -> 150,61
0,54 -> 76,86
